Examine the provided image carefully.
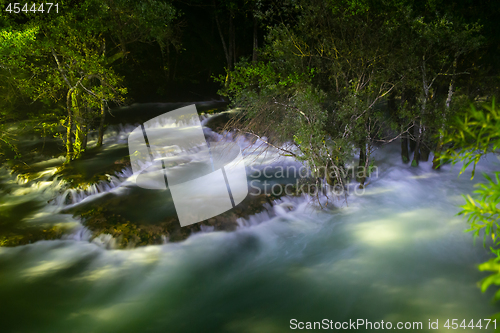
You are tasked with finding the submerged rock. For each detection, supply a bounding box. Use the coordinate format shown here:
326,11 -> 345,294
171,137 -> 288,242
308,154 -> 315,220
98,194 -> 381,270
73,187 -> 285,248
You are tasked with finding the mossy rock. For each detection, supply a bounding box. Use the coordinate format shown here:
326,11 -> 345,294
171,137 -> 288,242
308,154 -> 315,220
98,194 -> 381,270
0,225 -> 71,247
54,153 -> 131,189
76,186 -> 289,248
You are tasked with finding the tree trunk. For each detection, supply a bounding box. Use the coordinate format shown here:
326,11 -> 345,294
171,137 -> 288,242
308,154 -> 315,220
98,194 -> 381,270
97,100 -> 106,147
397,89 -> 410,163
411,121 -> 422,167
65,89 -> 74,163
81,125 -> 88,151
401,126 -> 409,163
252,13 -> 258,63
72,92 -> 86,158
357,144 -> 366,186
409,133 -> 416,152
433,56 -> 457,169
173,51 -> 179,80
432,141 -> 443,169
167,44 -> 171,81
214,0 -> 230,70
74,124 -> 86,155
412,57 -> 429,167
228,9 -> 235,70
159,43 -> 169,81
358,145 -> 366,168
420,144 -> 430,161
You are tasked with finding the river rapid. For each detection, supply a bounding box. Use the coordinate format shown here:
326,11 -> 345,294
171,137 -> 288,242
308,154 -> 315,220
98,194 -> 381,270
0,102 -> 499,333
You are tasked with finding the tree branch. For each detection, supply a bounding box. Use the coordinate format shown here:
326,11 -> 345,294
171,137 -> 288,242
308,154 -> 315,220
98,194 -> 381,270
234,129 -> 297,157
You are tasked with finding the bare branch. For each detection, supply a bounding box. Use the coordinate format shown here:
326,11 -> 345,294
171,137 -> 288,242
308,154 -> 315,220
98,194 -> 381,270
233,129 -> 298,157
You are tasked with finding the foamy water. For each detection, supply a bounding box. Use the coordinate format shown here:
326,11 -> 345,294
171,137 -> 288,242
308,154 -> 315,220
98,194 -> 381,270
0,106 -> 499,332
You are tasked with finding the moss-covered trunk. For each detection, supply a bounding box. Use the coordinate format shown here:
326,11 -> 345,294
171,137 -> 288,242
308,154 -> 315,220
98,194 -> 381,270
73,93 -> 87,158
65,89 -> 74,163
97,100 -> 106,147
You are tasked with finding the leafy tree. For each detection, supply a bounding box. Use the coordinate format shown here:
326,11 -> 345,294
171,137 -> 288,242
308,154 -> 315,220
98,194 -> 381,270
0,22 -> 39,159
218,0 -> 487,197
0,0 -> 179,162
219,0 -> 404,190
398,12 -> 483,167
1,7 -> 124,161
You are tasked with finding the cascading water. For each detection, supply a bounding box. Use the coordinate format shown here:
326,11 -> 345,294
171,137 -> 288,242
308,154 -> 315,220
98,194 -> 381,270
1,103 -> 499,333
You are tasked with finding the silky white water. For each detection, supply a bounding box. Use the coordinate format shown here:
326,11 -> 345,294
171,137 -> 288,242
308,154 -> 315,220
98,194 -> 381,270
0,107 -> 499,332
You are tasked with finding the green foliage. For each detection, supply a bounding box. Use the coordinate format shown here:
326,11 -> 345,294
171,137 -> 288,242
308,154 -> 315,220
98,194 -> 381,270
0,225 -> 67,247
442,100 -> 500,178
444,99 -> 500,311
460,172 -> 500,244
0,124 -> 21,159
0,26 -> 39,56
478,252 -> 500,301
218,0 -> 418,187
219,57 -> 349,185
219,0 -> 485,189
0,0 -> 179,163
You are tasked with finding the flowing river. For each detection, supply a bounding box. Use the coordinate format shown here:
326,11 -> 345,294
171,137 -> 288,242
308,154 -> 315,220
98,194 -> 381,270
0,102 -> 499,332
